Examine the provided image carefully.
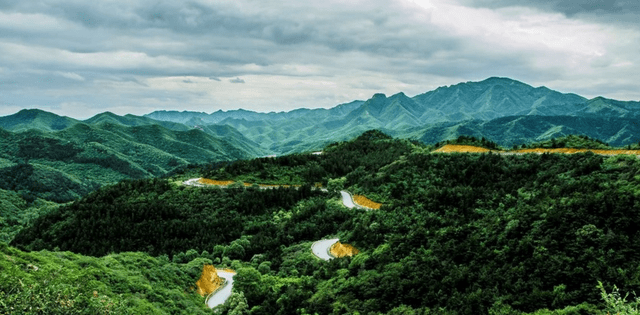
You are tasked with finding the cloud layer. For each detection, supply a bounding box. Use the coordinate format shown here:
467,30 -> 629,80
0,0 -> 638,118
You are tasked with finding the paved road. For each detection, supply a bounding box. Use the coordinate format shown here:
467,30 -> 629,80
183,178 -> 204,187
206,270 -> 236,308
311,238 -> 339,261
340,191 -> 357,209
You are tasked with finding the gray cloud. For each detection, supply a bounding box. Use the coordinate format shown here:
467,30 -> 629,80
0,0 -> 639,118
459,0 -> 640,16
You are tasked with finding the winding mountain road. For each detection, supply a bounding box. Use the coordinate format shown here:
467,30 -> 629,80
311,238 -> 339,261
184,178 -> 365,305
183,178 -> 205,187
340,191 -> 358,209
206,270 -> 236,309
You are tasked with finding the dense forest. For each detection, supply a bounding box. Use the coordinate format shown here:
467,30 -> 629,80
4,130 -> 640,314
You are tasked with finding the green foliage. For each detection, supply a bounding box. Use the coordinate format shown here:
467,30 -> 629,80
528,135 -> 611,149
0,188 -> 59,243
434,135 -> 503,150
0,163 -> 100,203
327,177 -> 347,192
7,131 -> 640,314
597,281 -> 640,315
0,244 -> 211,314
10,178 -> 331,263
0,119 -> 262,205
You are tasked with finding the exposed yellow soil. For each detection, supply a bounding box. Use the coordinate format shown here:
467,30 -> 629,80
330,241 -> 360,258
195,265 -> 224,297
198,178 -> 302,188
433,145 -> 493,153
258,183 -> 300,188
198,178 -> 235,186
434,144 -> 640,156
353,195 -> 382,209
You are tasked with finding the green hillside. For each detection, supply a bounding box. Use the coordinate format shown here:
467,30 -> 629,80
0,243 -> 213,314
83,111 -> 193,131
0,188 -> 59,243
406,115 -> 640,147
0,122 -> 261,202
5,77 -> 640,157
9,130 -> 640,314
0,109 -> 80,132
526,135 -> 612,149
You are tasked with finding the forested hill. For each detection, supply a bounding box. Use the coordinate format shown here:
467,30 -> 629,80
8,130 -> 640,314
0,121 -> 261,202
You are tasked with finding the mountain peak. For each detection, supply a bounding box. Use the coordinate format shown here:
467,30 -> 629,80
0,109 -> 78,132
390,92 -> 408,98
474,77 -> 534,90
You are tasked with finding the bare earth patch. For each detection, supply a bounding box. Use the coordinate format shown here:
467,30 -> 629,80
330,241 -> 360,258
353,195 -> 382,209
196,265 -> 223,297
198,178 -> 235,186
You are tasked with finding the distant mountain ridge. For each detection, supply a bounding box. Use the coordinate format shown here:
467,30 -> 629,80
3,77 -> 640,156
144,77 -> 640,150
1,76 -> 640,209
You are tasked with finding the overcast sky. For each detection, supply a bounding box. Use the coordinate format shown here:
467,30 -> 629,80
1,0 -> 639,118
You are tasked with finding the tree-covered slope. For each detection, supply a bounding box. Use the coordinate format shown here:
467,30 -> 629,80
0,122 -> 261,203
10,130 -> 640,314
0,109 -> 80,132
83,111 -> 192,131
0,242 -> 213,315
413,77 -> 587,120
0,188 -> 59,243
406,115 -> 640,147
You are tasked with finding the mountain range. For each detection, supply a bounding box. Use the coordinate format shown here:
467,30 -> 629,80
1,76 -> 640,202
145,77 -> 640,152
